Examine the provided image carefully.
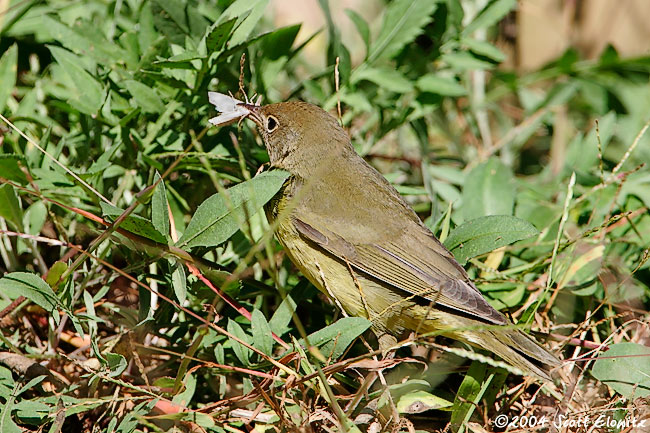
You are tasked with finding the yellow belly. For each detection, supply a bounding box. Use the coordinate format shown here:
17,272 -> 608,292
265,191 -> 441,341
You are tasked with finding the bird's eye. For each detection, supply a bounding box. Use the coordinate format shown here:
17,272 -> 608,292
266,115 -> 279,133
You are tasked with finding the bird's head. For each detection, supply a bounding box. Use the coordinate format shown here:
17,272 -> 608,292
240,101 -> 350,176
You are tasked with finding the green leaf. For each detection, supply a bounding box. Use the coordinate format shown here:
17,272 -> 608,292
303,317 -> 371,360
397,390 -> 453,414
100,203 -> 167,244
43,16 -> 127,66
0,155 -> 28,184
353,67 -> 413,93
260,24 -> 301,60
227,319 -> 252,366
13,399 -> 50,423
441,51 -> 495,70
138,3 -> 157,55
462,0 -> 517,36
205,17 -> 237,53
318,0 -> 351,84
48,45 -> 104,114
482,282 -> 525,309
0,402 -> 21,433
222,0 -> 269,48
592,343 -> 650,398
345,9 -> 370,55
150,0 -> 198,36
176,170 -> 289,249
0,272 -> 60,316
25,201 -> 46,235
171,262 -> 187,305
0,44 -> 18,114
461,38 -> 506,62
416,74 -> 467,96
150,0 -> 188,44
153,51 -> 204,70
251,309 -> 274,356
368,0 -> 437,62
444,215 -> 538,264
461,157 -> 515,221
152,172 -> 170,239
0,184 -> 22,231
269,294 -> 297,336
45,261 -> 67,287
450,362 -> 486,430
123,80 -> 164,113
106,353 -> 128,377
115,401 -> 157,433
446,0 -> 464,29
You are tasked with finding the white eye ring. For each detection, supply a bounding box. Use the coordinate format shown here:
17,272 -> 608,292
266,115 -> 279,133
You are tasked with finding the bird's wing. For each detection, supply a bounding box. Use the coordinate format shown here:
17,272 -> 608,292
293,216 -> 507,325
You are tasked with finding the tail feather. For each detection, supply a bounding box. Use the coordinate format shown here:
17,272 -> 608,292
471,328 -> 560,381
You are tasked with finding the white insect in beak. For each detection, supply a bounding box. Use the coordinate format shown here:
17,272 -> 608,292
207,92 -> 262,127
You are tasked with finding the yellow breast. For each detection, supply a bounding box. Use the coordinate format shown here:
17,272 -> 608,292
264,188 -> 434,340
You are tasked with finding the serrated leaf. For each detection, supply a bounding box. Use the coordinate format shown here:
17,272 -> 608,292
0,44 -> 18,113
303,317 -> 371,360
416,74 -> 467,96
176,170 -> 289,249
461,157 -> 515,221
368,0 -> 437,62
462,0 -> 517,36
353,67 -> 413,93
48,45 -> 103,114
123,80 -> 164,113
592,343 -> 650,398
100,202 -> 167,244
444,215 -> 538,264
251,309 -> 274,356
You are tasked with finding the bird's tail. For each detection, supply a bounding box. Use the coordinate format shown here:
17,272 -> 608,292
463,327 -> 561,381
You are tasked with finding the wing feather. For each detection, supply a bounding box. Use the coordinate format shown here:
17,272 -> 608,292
293,218 -> 507,325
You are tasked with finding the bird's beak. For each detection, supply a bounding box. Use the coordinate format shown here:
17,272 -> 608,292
238,103 -> 264,129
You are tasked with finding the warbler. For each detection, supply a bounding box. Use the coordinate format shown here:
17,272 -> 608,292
239,100 -> 560,381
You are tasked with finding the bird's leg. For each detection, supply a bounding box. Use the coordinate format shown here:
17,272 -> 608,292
343,257 -> 372,321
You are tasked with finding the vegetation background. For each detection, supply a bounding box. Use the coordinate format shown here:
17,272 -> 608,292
0,0 -> 649,432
